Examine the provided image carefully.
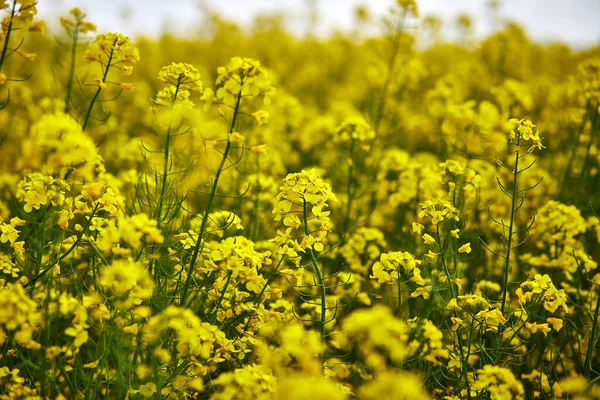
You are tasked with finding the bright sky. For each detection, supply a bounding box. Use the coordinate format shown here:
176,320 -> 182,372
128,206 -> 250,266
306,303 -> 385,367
38,0 -> 600,48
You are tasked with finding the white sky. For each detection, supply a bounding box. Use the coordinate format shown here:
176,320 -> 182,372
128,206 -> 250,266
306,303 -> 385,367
38,0 -> 600,48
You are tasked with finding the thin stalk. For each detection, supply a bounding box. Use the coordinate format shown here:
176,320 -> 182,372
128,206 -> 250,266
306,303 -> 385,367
437,225 -> 456,299
82,39 -> 116,131
64,22 -> 80,112
436,225 -> 470,398
207,270 -> 233,323
0,0 -> 17,72
494,135 -> 522,367
374,9 -> 406,134
303,198 -> 327,341
34,210 -> 47,277
560,101 -> 589,199
155,75 -> 182,224
179,88 -> 243,306
342,138 -> 355,240
235,256 -> 284,334
26,203 -> 100,290
585,288 -> 600,378
251,153 -> 260,241
397,269 -> 403,318
500,135 -> 521,314
580,105 -> 599,180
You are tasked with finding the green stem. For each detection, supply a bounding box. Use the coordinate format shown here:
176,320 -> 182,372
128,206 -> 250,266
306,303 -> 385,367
35,210 -> 47,277
500,135 -> 521,315
25,203 -> 100,290
436,225 -> 470,397
374,9 -> 406,134
209,270 -> 233,323
0,0 -> 17,73
560,101 -> 589,199
82,40 -> 116,131
303,198 -> 327,341
251,154 -> 260,241
64,22 -> 80,112
155,75 -> 182,224
179,88 -> 243,306
585,288 -> 600,378
342,138 -> 355,240
397,269 -> 403,319
437,225 -> 456,299
580,105 -> 599,180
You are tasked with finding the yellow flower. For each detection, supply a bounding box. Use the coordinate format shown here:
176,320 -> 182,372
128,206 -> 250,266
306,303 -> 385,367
425,250 -> 438,262
139,382 -> 157,398
120,82 -> 135,91
458,243 -> 471,253
546,317 -> 563,331
358,371 -> 430,400
250,144 -> 269,154
332,116 -> 375,144
525,322 -> 551,336
251,110 -> 270,125
412,222 -> 424,234
99,260 -> 154,310
410,286 -> 431,299
230,131 -> 245,143
473,365 -> 524,399
10,242 -> 25,257
422,233 -> 436,245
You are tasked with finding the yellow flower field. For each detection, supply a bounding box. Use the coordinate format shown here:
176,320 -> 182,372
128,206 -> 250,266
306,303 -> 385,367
1,0 -> 599,398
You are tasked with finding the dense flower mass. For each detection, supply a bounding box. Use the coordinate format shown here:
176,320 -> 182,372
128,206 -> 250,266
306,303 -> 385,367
0,0 -> 599,398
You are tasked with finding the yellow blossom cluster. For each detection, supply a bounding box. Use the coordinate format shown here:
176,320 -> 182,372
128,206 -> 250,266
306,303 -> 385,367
273,169 -> 336,256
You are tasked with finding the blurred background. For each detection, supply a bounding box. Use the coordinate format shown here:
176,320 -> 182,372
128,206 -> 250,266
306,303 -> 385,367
38,0 -> 600,48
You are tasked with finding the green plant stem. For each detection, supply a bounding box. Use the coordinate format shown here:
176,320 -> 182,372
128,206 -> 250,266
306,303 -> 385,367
559,101 -> 589,199
25,203 -> 100,290
500,135 -> 521,315
82,40 -> 116,131
397,269 -> 403,318
179,88 -> 243,306
0,0 -> 17,73
155,76 -> 182,225
436,225 -> 470,398
251,153 -> 260,241
437,225 -> 456,299
303,198 -> 327,341
374,9 -> 406,134
585,288 -> 600,378
342,138 -> 355,240
64,22 -> 80,112
580,105 -> 599,180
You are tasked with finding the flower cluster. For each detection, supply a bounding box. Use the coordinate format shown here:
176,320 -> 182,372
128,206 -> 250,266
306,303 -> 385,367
506,118 -> 544,152
515,274 -> 569,313
418,198 -> 460,226
84,32 -> 139,90
20,113 -> 99,179
272,169 -> 336,255
99,259 -> 154,310
370,251 -> 424,286
156,62 -> 203,106
60,7 -> 96,34
332,116 -> 376,145
142,306 -> 237,362
203,57 -> 275,109
473,365 -> 525,400
0,281 -> 43,349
